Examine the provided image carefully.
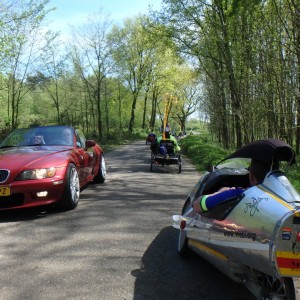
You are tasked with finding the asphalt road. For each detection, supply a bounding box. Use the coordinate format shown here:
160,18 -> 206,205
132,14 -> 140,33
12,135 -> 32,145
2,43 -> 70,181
0,140 -> 299,300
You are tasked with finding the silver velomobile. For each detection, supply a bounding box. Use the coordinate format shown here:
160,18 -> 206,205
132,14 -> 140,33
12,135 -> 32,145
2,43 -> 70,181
173,138 -> 300,299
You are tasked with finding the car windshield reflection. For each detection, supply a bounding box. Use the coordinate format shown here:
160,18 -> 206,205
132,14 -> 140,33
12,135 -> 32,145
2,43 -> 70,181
0,126 -> 74,148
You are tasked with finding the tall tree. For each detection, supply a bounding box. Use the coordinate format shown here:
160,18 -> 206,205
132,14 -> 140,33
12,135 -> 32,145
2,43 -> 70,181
1,0 -> 54,129
70,9 -> 113,140
35,40 -> 70,124
109,16 -> 157,132
271,0 -> 300,152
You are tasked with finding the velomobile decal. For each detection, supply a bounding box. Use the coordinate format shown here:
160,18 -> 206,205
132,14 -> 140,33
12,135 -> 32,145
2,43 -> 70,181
224,230 -> 257,241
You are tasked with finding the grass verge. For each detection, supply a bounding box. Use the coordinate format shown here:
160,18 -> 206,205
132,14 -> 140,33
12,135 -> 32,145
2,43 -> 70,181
179,135 -> 300,192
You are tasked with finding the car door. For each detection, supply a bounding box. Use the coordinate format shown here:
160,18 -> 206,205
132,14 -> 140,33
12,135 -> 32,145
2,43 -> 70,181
75,130 -> 97,181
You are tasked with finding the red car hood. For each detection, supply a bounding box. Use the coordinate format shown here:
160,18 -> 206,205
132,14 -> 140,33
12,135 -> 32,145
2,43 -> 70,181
0,146 -> 72,170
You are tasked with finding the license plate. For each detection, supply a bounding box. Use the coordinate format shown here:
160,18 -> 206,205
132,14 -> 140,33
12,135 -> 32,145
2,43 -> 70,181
0,186 -> 11,196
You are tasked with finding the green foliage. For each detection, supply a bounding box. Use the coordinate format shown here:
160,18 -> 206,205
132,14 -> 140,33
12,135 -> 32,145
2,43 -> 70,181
179,135 -> 230,171
181,134 -> 300,193
1,0 -> 300,155
286,167 -> 300,193
157,0 -> 300,149
99,127 -> 148,153
18,114 -> 50,128
96,127 -> 147,145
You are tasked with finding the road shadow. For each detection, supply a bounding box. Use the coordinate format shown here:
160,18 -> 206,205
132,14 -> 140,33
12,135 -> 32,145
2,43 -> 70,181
0,205 -> 65,222
0,184 -> 94,223
131,226 -> 255,300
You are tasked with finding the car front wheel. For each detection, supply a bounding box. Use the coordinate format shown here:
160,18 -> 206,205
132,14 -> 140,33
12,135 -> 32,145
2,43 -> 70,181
58,164 -> 80,210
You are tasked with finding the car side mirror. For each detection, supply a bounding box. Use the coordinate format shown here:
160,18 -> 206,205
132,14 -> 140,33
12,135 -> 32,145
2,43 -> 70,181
85,140 -> 96,148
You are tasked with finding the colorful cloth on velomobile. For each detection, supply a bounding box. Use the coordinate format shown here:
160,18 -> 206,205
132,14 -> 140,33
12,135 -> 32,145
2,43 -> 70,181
200,188 -> 244,211
157,135 -> 180,152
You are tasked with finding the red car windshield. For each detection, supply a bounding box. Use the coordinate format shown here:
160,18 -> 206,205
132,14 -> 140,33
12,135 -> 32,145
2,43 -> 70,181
0,126 -> 74,147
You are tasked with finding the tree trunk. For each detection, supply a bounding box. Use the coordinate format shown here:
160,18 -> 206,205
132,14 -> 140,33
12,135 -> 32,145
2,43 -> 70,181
128,92 -> 138,132
142,91 -> 148,129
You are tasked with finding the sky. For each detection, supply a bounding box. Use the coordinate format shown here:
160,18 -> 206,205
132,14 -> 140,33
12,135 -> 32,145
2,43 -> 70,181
47,0 -> 162,35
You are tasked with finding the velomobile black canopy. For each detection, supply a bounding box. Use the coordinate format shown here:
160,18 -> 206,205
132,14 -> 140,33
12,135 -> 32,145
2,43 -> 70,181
221,138 -> 296,167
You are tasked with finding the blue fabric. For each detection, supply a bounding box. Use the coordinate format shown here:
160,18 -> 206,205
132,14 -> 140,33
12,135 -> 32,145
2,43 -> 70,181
159,145 -> 167,155
205,188 -> 244,210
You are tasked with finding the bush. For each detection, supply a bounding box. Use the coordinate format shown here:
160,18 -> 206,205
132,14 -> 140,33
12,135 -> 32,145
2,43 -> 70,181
180,135 -> 230,171
180,134 -> 300,193
286,167 -> 300,192
99,128 -> 148,148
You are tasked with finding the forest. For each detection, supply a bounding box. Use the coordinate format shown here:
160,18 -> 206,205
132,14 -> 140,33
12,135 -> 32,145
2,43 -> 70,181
0,0 -> 299,153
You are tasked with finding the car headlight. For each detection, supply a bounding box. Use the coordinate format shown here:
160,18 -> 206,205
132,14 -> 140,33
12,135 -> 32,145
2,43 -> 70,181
16,167 -> 56,180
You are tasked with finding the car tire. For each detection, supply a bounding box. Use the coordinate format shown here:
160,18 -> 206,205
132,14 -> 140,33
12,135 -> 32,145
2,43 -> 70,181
58,164 -> 80,210
93,154 -> 106,183
177,198 -> 191,256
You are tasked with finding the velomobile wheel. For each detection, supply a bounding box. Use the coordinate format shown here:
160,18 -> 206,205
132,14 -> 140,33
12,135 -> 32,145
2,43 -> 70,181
259,275 -> 295,300
177,199 -> 191,256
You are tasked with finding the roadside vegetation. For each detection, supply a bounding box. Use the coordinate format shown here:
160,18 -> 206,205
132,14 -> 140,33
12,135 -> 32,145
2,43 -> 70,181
1,1 -> 300,190
179,134 -> 230,171
1,1 -> 300,155
179,132 -> 300,193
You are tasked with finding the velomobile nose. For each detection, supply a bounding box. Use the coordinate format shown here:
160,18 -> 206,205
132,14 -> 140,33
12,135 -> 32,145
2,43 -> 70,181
275,210 -> 300,277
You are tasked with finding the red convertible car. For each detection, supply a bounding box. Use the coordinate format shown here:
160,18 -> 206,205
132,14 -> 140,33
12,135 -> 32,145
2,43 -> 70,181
0,125 -> 106,210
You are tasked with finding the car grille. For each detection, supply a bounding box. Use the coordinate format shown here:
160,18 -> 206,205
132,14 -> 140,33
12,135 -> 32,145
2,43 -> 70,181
0,169 -> 9,183
0,194 -> 24,208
